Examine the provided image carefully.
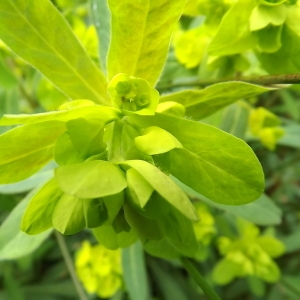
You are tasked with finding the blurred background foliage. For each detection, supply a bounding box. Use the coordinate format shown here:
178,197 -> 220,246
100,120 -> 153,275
0,0 -> 300,299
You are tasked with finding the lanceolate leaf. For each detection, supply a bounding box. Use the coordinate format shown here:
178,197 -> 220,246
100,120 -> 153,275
55,160 -> 127,198
0,189 -> 52,260
107,0 -> 186,86
0,0 -> 109,104
0,105 -> 121,126
128,113 -> 265,205
0,121 -> 66,183
160,82 -> 274,120
21,178 -> 63,235
122,242 -> 150,300
91,0 -> 111,73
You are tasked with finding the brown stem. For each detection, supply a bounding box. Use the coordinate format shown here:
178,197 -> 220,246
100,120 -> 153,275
157,73 -> 300,90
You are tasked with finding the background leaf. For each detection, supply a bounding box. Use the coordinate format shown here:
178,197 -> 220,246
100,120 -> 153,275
122,242 -> 150,300
0,189 -> 52,260
160,82 -> 273,120
107,0 -> 186,86
90,0 -> 111,74
0,121 -> 66,183
0,0 -> 109,104
174,177 -> 282,226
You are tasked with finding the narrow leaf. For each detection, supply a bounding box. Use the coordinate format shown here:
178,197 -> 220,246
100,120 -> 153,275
0,121 -> 66,183
160,82 -> 274,120
91,0 -> 111,73
107,0 -> 186,86
0,0 -> 109,103
122,242 -> 150,300
0,105 -> 121,126
0,189 -> 52,260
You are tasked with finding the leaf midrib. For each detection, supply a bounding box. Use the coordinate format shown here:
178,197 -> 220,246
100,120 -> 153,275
6,1 -> 105,102
0,144 -> 53,165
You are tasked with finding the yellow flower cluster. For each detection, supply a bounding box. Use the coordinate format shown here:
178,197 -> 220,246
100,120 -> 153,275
75,241 -> 122,298
249,107 -> 285,150
213,220 -> 285,285
193,202 -> 217,260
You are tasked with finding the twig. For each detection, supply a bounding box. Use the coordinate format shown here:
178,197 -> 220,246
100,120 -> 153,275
157,73 -> 300,90
55,231 -> 88,300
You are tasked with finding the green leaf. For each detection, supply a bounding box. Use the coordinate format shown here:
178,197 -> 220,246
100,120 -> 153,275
143,238 -> 181,259
0,190 -> 52,260
21,178 -> 63,234
160,208 -> 199,257
107,0 -> 186,86
103,192 -> 124,223
90,0 -> 111,73
55,160 -> 127,198
250,4 -> 287,31
123,202 -> 164,242
0,121 -> 66,183
134,126 -> 182,155
208,0 -> 257,56
0,57 -> 17,89
255,25 -> 282,53
54,132 -> 82,166
160,82 -> 273,120
0,105 -> 121,126
0,0 -> 109,104
176,178 -> 282,226
122,242 -> 150,300
257,7 -> 300,73
84,198 -> 108,228
128,113 -> 265,205
0,162 -> 55,194
93,224 -> 137,250
126,168 -> 154,208
52,194 -> 85,235
216,102 -> 250,140
121,160 -> 198,220
66,118 -> 106,158
174,175 -> 282,225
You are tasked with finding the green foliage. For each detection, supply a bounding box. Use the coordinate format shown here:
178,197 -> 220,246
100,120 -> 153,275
0,0 -> 299,299
0,0 -> 108,104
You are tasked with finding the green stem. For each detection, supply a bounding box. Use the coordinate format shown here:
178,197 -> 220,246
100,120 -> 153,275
55,231 -> 88,300
181,257 -> 221,300
157,73 -> 300,90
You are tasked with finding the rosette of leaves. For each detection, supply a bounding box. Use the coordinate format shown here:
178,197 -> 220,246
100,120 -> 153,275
0,0 -> 274,259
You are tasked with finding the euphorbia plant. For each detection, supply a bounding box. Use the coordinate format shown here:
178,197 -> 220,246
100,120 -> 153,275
0,0 -> 276,298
